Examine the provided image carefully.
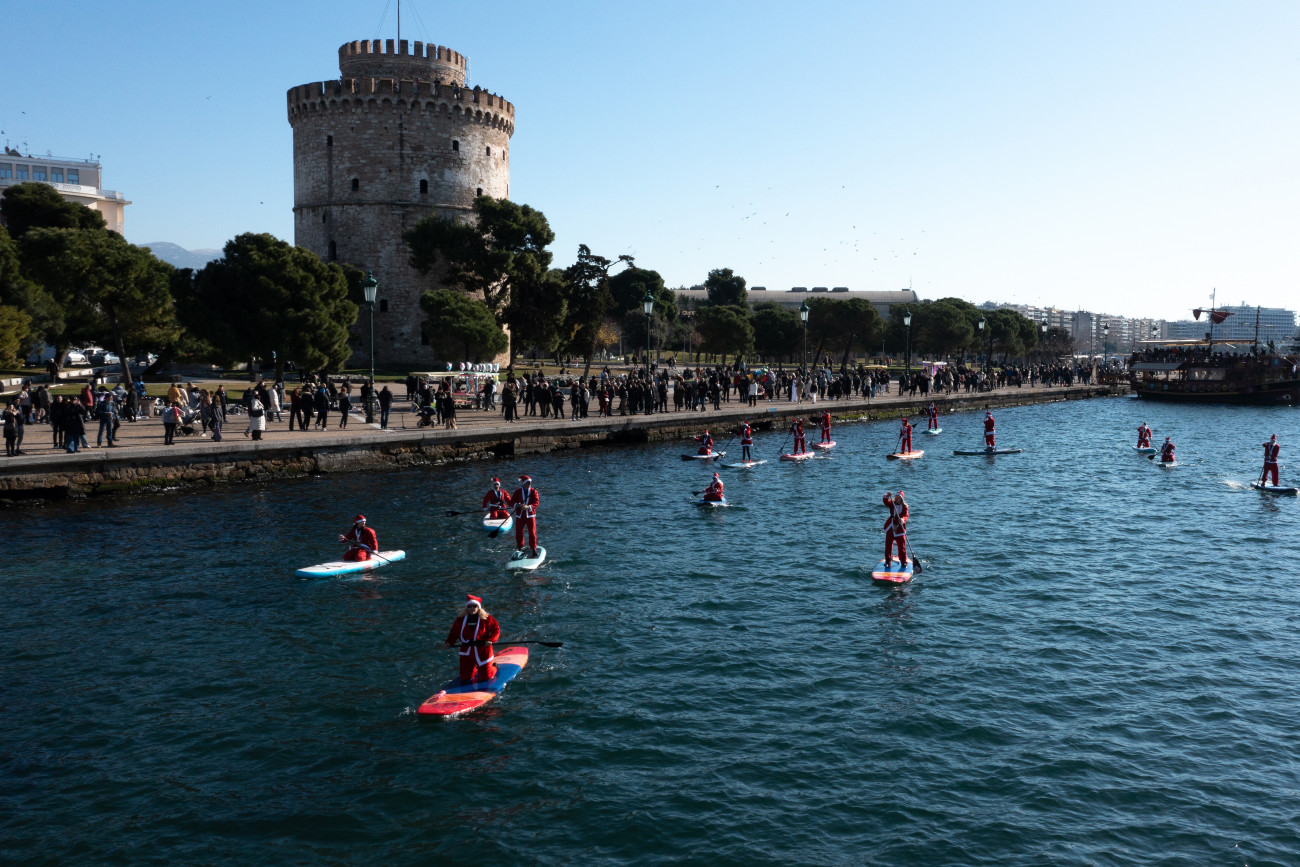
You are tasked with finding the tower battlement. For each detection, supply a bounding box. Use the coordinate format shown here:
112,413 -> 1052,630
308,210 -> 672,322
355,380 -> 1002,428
287,79 -> 514,127
338,39 -> 467,86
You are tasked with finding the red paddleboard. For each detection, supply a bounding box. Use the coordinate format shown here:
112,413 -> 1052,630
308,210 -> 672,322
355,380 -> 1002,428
870,558 -> 914,583
780,451 -> 815,461
812,441 -> 836,450
418,647 -> 529,716
887,450 -> 924,460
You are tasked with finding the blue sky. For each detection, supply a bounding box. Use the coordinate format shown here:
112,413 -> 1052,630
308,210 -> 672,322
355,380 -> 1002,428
4,0 -> 1297,320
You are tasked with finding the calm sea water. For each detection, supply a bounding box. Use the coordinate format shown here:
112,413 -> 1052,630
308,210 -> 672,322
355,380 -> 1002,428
4,395 -> 1300,865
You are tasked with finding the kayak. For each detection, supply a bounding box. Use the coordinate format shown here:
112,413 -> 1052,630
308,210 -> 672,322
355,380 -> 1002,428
926,428 -> 943,435
887,450 -> 924,460
294,550 -> 406,578
506,546 -> 547,571
953,447 -> 1022,455
721,460 -> 768,469
418,646 -> 529,717
779,451 -> 815,462
1251,481 -> 1300,495
1133,445 -> 1157,454
695,497 -> 728,508
870,558 -> 914,583
681,451 -> 724,461
482,513 -> 513,534
812,441 -> 836,450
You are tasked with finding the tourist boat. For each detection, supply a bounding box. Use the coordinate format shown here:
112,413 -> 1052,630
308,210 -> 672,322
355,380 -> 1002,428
1128,339 -> 1300,404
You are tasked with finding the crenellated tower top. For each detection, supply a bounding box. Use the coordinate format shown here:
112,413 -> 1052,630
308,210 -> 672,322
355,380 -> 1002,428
338,39 -> 467,86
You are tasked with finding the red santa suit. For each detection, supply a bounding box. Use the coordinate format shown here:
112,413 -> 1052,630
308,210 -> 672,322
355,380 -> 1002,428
739,422 -> 753,461
819,410 -> 832,443
1160,438 -> 1176,463
1262,436 -> 1280,485
984,412 -> 996,448
1137,423 -> 1152,448
704,473 -> 725,502
792,419 -> 806,454
512,477 -> 540,551
445,596 -> 500,683
899,418 -> 913,455
696,430 -> 714,455
928,402 -> 939,431
340,516 -> 377,561
882,492 -> 908,564
482,479 -> 513,519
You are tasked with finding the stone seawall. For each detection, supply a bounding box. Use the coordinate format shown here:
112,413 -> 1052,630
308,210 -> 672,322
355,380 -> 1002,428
0,386 -> 1122,502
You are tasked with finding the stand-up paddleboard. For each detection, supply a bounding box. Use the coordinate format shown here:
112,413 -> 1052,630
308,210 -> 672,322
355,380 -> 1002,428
294,550 -> 406,578
482,513 -> 513,534
926,428 -> 943,435
721,460 -> 768,469
812,441 -> 836,450
506,547 -> 547,571
870,558 -> 914,583
1155,461 -> 1178,468
694,497 -> 729,508
1133,445 -> 1157,454
780,451 -> 815,462
953,447 -> 1022,455
417,647 -> 529,717
1251,481 -> 1300,495
681,451 -> 724,461
887,450 -> 924,460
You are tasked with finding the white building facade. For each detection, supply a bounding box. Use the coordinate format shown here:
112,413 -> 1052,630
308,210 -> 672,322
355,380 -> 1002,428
0,148 -> 129,234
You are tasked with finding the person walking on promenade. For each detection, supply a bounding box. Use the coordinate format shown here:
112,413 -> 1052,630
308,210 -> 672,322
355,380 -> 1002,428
51,396 -> 65,449
3,401 -> 19,456
95,391 -> 118,448
247,394 -> 266,440
163,401 -> 182,445
314,387 -> 329,430
338,386 -> 351,429
63,401 -> 86,453
444,595 -> 500,684
379,385 -> 393,430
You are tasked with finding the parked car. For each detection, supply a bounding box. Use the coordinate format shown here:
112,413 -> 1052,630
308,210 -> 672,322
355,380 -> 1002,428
62,350 -> 89,367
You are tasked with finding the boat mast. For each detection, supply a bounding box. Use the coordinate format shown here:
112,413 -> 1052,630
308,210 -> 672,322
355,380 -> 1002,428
1208,287 -> 1216,352
1254,305 -> 1261,349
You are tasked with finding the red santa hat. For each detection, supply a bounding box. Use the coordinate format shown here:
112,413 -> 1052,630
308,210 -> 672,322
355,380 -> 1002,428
713,472 -> 720,479
353,514 -> 367,525
519,474 -> 532,483
492,477 -> 501,485
896,490 -> 905,499
466,594 -> 483,608
1271,434 -> 1278,441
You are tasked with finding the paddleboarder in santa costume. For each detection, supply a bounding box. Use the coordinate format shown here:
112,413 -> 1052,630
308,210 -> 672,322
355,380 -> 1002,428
898,417 -> 914,454
482,477 -> 512,520
703,472 -> 725,502
882,491 -> 909,565
696,429 -> 714,456
1137,422 -> 1152,449
1261,434 -> 1281,485
444,594 -> 500,684
512,475 -> 541,556
984,411 -> 996,449
818,410 -> 832,444
1160,437 -> 1176,463
339,514 -> 377,561
739,422 -> 754,462
792,418 -> 806,454
927,402 -> 939,431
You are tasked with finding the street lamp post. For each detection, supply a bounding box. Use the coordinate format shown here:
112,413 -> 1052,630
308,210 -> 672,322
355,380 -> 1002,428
1040,323 -> 1047,367
799,300 -> 810,372
978,317 -> 988,368
903,309 -> 913,388
363,271 -> 378,420
642,290 -> 655,378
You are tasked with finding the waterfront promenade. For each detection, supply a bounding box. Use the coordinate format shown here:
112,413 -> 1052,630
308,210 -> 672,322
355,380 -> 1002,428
0,380 -> 1121,499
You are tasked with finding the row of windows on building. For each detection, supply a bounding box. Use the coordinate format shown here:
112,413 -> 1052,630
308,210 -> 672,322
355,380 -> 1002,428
0,163 -> 80,184
325,135 -> 504,160
341,178 -> 485,197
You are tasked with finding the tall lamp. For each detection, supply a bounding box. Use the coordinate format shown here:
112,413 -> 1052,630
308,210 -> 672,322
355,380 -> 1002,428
642,290 -> 655,377
978,317 -> 987,367
903,309 -> 913,381
799,300 -> 810,371
1040,323 -> 1047,364
363,271 -> 378,390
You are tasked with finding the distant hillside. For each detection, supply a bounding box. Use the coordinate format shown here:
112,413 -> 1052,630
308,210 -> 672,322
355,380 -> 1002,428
141,242 -> 222,271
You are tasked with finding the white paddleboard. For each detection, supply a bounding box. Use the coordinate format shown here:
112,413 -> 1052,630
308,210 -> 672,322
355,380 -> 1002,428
694,498 -> 729,508
506,546 -> 547,571
295,550 -> 406,578
721,460 -> 767,469
681,451 -> 724,461
1155,460 -> 1178,468
812,441 -> 836,450
1251,481 -> 1299,495
1133,445 -> 1156,454
482,513 -> 513,533
926,428 -> 943,435
953,447 -> 1022,455
780,452 -> 815,462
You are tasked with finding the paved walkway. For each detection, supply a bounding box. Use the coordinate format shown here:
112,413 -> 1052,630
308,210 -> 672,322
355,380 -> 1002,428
3,381 -> 1112,468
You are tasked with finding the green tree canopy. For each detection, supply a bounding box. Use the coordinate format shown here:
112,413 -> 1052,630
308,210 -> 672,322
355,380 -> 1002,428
405,196 -> 555,326
419,288 -> 508,362
704,268 -> 747,308
0,224 -> 48,358
0,182 -> 106,238
694,304 -> 754,365
19,227 -> 178,383
1040,325 -> 1075,357
185,233 -> 357,376
806,297 -> 884,368
508,268 -> 568,360
560,245 -> 632,376
750,302 -> 800,362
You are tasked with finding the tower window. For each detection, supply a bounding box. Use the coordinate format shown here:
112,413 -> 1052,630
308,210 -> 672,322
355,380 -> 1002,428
420,179 -> 428,194
379,299 -> 389,313
452,140 -> 459,152
327,135 -> 333,147
421,331 -> 430,346
476,187 -> 483,197
486,146 -> 491,156
322,213 -> 327,223
328,241 -> 337,261
351,178 -> 359,191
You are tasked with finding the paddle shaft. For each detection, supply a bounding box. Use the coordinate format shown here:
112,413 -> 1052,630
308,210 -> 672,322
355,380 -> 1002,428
339,538 -> 393,564
454,639 -> 563,648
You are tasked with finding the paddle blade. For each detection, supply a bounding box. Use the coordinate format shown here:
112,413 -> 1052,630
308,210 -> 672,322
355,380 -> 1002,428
488,527 -> 501,539
912,556 -> 923,575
